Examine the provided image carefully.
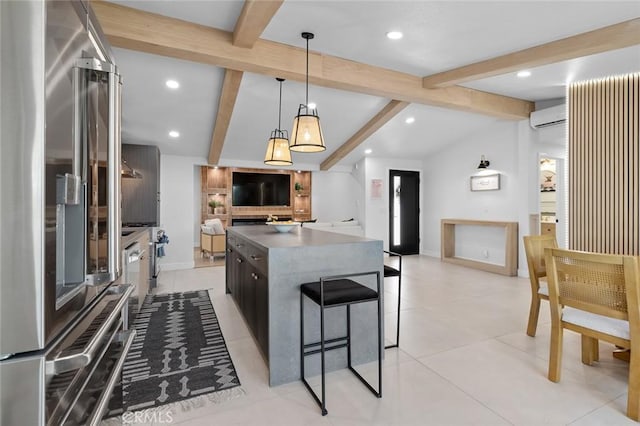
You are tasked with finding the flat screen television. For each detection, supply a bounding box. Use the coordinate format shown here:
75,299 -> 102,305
232,172 -> 290,206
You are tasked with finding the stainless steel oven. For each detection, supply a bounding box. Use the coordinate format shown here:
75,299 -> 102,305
0,1 -> 131,424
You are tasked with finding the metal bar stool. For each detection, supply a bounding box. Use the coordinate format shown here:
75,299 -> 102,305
300,271 -> 382,416
383,250 -> 402,349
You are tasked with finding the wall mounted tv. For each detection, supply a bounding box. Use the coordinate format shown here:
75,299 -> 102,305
232,172 -> 291,206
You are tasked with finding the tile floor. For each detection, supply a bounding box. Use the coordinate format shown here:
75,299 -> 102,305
152,255 -> 633,426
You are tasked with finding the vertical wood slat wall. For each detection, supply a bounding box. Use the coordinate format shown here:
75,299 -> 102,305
569,73 -> 639,255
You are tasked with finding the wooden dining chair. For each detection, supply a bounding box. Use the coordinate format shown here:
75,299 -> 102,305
544,247 -> 640,421
523,235 -> 558,336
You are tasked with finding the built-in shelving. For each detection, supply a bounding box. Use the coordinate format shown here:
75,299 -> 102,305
199,167 -> 312,225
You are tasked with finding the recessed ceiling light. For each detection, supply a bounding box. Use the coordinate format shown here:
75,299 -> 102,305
517,70 -> 531,78
364,149 -> 372,154
386,31 -> 403,40
166,79 -> 180,89
307,102 -> 317,110
169,130 -> 180,138
405,117 -> 415,124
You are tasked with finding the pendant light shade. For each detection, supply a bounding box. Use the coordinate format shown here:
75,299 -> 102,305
264,78 -> 293,166
290,105 -> 325,152
264,131 -> 292,166
290,32 -> 326,153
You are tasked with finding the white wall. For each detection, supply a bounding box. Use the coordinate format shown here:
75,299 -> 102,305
311,170 -> 360,222
420,119 -> 567,276
422,121 -> 521,261
159,154 -> 206,270
360,157 -> 424,251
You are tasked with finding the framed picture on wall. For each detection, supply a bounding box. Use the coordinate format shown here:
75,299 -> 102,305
470,173 -> 501,191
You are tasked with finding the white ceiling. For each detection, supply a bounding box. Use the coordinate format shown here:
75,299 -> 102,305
110,0 -> 640,169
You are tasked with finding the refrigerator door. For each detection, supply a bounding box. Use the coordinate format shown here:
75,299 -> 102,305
0,0 -> 122,357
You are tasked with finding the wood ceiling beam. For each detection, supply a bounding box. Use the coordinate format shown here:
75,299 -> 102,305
320,100 -> 409,171
208,69 -> 244,165
423,18 -> 640,88
233,0 -> 283,48
92,1 -> 534,120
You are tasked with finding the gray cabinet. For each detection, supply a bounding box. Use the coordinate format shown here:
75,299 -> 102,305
122,144 -> 160,225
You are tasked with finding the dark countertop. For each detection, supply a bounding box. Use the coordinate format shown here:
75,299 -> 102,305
227,225 -> 376,250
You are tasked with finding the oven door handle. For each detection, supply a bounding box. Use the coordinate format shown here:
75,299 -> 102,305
46,284 -> 133,375
127,249 -> 146,263
86,328 -> 136,426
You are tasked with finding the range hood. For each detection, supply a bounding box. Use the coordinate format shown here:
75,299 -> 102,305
121,159 -> 142,179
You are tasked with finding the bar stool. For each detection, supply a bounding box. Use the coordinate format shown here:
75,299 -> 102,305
383,250 -> 402,349
300,271 -> 382,416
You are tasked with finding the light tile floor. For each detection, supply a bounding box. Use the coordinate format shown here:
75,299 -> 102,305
153,255 -> 633,426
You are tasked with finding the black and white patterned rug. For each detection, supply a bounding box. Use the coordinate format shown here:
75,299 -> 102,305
108,290 -> 242,419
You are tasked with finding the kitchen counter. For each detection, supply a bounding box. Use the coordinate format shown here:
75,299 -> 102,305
121,227 -> 151,249
227,223 -> 375,249
226,225 -> 383,386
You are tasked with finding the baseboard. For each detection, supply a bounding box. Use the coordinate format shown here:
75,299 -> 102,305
421,249 -> 440,258
518,268 -> 530,278
161,261 -> 195,271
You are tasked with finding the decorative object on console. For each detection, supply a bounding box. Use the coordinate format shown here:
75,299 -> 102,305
264,78 -> 292,166
470,173 -> 500,191
290,32 -> 326,153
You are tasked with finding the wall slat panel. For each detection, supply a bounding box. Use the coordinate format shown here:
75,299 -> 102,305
569,73 -> 640,255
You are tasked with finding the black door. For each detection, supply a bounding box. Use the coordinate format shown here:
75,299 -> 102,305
389,170 -> 420,254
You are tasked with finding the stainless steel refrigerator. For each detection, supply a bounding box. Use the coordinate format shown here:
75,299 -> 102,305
1,1 -> 135,424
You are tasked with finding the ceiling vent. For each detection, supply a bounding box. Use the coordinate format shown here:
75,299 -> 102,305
529,104 -> 566,129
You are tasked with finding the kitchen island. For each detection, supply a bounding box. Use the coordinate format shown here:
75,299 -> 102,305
225,225 -> 384,386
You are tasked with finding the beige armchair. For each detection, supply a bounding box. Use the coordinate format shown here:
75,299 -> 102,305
200,218 -> 226,259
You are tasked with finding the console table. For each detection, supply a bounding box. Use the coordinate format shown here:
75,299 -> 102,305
441,219 -> 518,276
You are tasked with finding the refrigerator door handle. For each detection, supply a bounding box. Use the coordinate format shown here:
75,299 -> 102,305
86,328 -> 136,426
45,284 -> 133,375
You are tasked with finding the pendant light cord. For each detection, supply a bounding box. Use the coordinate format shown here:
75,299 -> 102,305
305,36 -> 309,109
278,79 -> 282,130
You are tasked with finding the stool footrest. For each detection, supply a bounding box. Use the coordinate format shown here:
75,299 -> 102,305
304,342 -> 348,356
303,336 -> 348,350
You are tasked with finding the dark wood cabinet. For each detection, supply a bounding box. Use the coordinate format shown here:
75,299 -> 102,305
122,144 -> 160,225
226,234 -> 269,360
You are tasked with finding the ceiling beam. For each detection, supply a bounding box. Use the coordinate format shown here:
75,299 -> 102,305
320,100 -> 409,171
92,1 -> 533,120
208,69 -> 244,165
233,0 -> 283,48
423,18 -> 640,88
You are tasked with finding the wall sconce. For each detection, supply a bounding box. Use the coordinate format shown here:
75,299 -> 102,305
477,155 -> 490,169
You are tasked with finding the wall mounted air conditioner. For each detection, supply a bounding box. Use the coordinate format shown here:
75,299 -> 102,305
529,104 -> 566,129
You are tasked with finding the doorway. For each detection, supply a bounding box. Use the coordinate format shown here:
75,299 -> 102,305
389,170 -> 420,254
538,157 -> 566,247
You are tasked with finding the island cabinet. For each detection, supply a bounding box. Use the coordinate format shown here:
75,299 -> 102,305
225,232 -> 269,359
225,225 -> 384,386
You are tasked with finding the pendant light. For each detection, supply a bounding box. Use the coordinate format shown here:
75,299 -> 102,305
290,32 -> 326,153
264,78 -> 293,166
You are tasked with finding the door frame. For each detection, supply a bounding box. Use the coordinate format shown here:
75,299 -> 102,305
537,154 -> 566,248
387,167 -> 422,254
